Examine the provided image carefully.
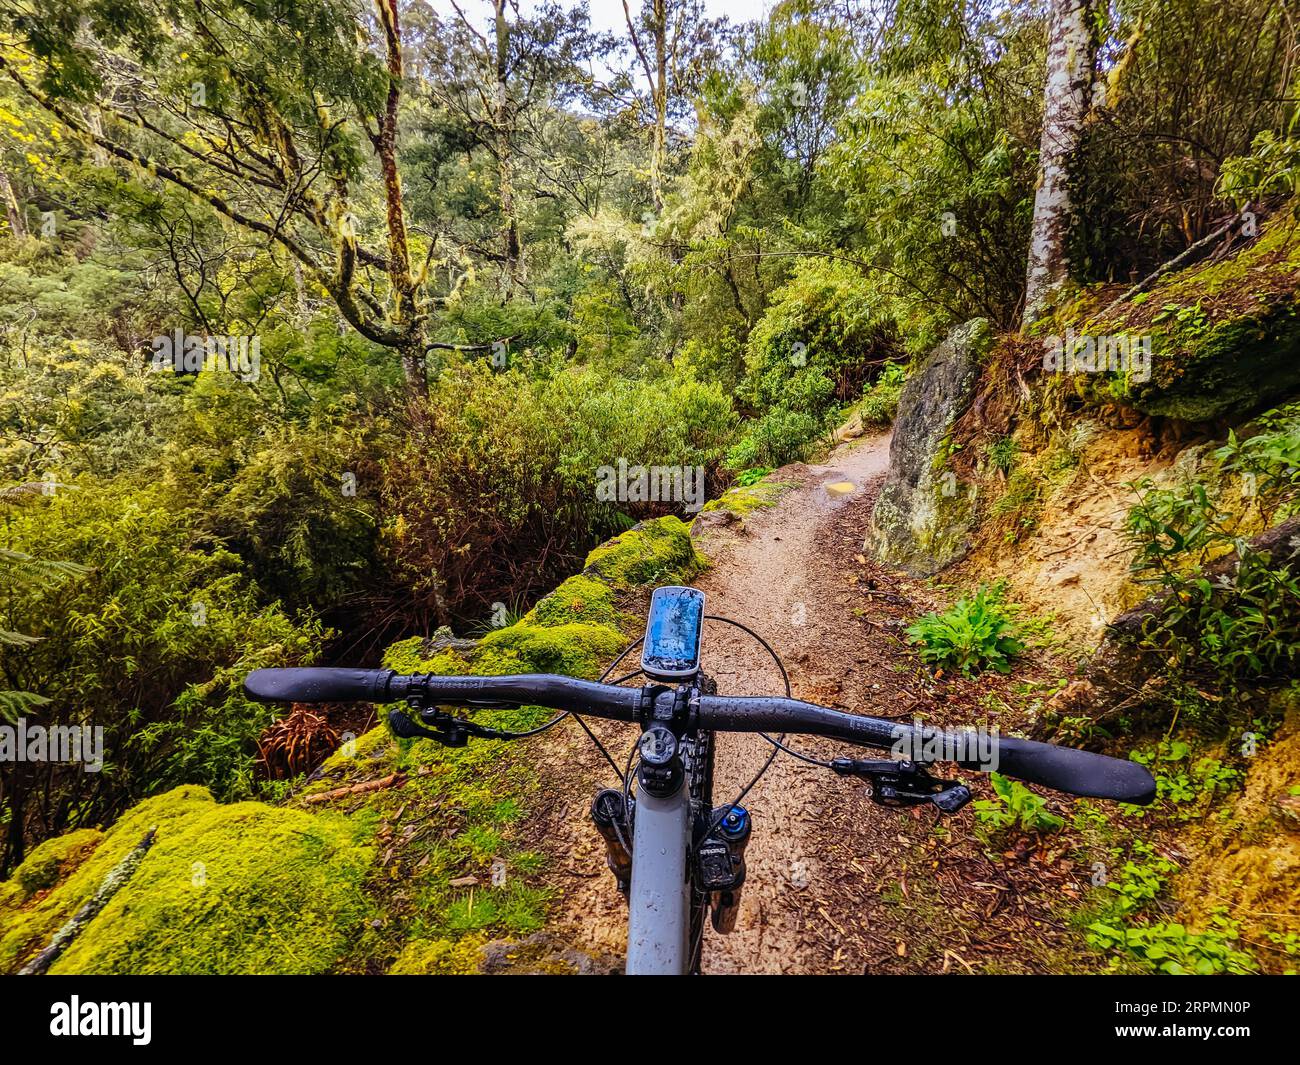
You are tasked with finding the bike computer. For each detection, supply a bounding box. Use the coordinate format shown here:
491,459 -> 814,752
641,586 -> 705,680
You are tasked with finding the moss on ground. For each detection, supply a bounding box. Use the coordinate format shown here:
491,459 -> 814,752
700,479 -> 790,518
10,828 -> 104,901
0,785 -> 374,974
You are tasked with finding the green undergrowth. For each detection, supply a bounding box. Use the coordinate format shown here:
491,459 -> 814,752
1060,716 -> 1290,975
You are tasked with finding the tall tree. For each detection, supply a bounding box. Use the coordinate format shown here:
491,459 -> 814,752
1023,0 -> 1097,321
0,0 -> 433,399
424,0 -> 604,289
621,0 -> 723,211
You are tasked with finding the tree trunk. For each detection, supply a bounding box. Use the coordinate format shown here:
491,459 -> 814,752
494,0 -> 524,287
1023,0 -> 1096,324
375,0 -> 427,403
649,0 -> 668,211
0,166 -> 26,239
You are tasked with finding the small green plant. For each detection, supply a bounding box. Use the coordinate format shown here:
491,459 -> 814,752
859,362 -> 906,429
985,435 -> 1017,475
1124,403 -> 1300,703
734,466 -> 774,487
1104,842 -> 1179,914
1128,739 -> 1244,817
906,583 -> 1027,675
973,772 -> 1064,835
1087,913 -> 1258,975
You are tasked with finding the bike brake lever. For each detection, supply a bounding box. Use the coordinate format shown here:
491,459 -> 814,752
830,757 -> 972,815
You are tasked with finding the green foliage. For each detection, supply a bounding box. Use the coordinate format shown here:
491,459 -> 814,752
906,583 -> 1028,676
724,407 -> 823,470
733,466 -> 774,487
1219,130 -> 1300,208
985,435 -> 1018,475
1124,403 -> 1300,698
0,480 -> 324,861
1128,740 -> 1243,817
382,363 -> 730,624
1087,913 -> 1258,976
859,362 -> 906,429
973,773 -> 1064,835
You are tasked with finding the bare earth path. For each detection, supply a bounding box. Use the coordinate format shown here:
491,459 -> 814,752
536,432 -> 1098,975
693,433 -> 894,973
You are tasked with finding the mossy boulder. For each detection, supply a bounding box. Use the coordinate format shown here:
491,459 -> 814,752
868,318 -> 992,574
582,515 -> 706,587
526,574 -> 625,629
0,785 -> 375,974
1064,219 -> 1300,421
698,478 -> 789,519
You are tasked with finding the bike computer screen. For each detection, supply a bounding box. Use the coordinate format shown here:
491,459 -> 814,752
641,586 -> 705,680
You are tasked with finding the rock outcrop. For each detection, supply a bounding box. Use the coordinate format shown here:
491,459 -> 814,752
867,318 -> 992,574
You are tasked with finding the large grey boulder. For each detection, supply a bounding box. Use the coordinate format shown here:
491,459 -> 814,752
867,318 -> 992,574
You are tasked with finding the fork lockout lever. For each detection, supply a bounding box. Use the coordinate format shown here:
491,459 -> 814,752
830,758 -> 972,814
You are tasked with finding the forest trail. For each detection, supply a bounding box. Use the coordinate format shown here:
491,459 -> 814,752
693,432 -> 895,973
538,431 -> 1094,975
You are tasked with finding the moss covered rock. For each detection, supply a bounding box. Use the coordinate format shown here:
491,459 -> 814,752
10,828 -> 105,901
1064,219 -> 1300,422
0,785 -> 375,974
582,516 -> 706,587
868,318 -> 992,574
698,478 -> 790,520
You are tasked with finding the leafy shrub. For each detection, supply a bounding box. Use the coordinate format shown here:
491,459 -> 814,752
1124,403 -> 1300,696
0,480 -> 324,870
743,258 -> 898,410
973,773 -> 1064,835
859,362 -> 906,429
161,380 -> 382,613
906,583 -> 1027,675
382,364 -> 734,625
724,407 -> 822,470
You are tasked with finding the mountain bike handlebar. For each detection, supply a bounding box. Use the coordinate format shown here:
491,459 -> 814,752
243,668 -> 1156,804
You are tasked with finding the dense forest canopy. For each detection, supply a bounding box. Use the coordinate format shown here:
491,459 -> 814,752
0,0 -> 1295,877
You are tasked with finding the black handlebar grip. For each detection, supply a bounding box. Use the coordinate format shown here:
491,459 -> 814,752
991,735 -> 1155,804
244,668 -> 395,704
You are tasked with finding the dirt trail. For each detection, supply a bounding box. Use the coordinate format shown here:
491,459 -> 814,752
693,434 -> 893,973
538,432 -> 1097,975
